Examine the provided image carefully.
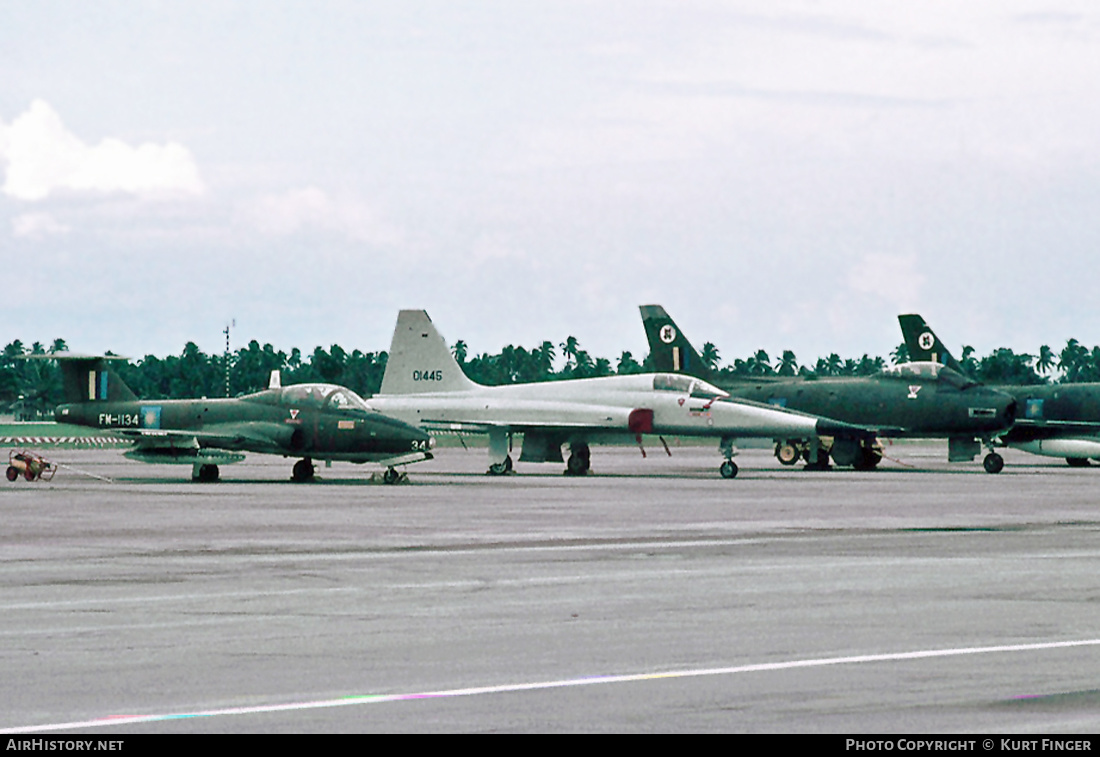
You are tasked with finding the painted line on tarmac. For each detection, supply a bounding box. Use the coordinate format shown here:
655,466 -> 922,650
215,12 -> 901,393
4,638 -> 1100,733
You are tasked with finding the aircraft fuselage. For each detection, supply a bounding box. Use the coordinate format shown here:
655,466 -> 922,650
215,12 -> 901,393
57,386 -> 431,464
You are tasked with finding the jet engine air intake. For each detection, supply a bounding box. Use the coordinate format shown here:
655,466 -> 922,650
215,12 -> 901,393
628,408 -> 654,434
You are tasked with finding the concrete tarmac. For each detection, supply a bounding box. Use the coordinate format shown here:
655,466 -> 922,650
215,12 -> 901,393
3,443 -> 1100,733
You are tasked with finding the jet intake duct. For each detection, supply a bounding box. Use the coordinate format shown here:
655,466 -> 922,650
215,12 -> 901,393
628,408 -> 654,434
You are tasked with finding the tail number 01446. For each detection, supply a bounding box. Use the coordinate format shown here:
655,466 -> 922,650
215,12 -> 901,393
412,370 -> 443,381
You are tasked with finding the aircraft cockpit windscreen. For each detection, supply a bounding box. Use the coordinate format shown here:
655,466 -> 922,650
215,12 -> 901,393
281,384 -> 330,408
653,374 -> 695,394
653,374 -> 729,399
689,378 -> 730,400
324,387 -> 373,413
880,361 -> 975,389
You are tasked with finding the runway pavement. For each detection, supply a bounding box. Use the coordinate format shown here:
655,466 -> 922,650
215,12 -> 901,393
3,442 -> 1100,733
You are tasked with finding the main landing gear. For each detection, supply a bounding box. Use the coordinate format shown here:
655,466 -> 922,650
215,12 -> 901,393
292,457 -> 407,484
565,443 -> 591,476
192,463 -> 220,482
487,455 -> 513,476
774,439 -> 882,471
292,458 -> 315,482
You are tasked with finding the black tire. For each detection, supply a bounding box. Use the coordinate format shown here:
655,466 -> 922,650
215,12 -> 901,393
1066,457 -> 1092,468
983,453 -> 1005,474
853,448 -> 883,471
719,460 -> 738,479
488,455 -> 512,476
565,453 -> 588,476
775,443 -> 800,466
383,467 -> 401,485
6,466 -> 18,482
292,459 -> 315,482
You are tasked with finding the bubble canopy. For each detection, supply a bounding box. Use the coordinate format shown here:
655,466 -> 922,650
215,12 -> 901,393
270,384 -> 376,412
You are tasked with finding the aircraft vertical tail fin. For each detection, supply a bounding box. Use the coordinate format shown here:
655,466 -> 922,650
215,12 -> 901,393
25,353 -> 139,404
379,310 -> 481,395
898,314 -> 968,376
639,304 -> 711,379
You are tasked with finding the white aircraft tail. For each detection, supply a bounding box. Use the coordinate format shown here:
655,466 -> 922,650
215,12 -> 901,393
380,310 -> 481,395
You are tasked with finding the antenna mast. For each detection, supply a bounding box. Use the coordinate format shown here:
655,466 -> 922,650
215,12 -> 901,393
223,319 -> 235,397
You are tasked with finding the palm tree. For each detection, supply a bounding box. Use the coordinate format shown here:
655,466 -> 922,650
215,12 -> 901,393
890,343 -> 910,366
1036,344 -> 1055,376
1059,338 -> 1089,382
560,336 -> 580,371
959,345 -> 979,377
537,341 -> 556,378
451,340 -> 468,365
701,342 -> 721,371
746,349 -> 773,375
616,351 -> 642,374
775,350 -> 798,376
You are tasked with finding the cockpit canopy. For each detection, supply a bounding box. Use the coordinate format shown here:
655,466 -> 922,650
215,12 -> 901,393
277,384 -> 375,412
652,374 -> 729,399
880,361 -> 975,389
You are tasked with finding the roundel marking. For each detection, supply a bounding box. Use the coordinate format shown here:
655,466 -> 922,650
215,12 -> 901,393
659,325 -> 677,344
918,331 -> 935,351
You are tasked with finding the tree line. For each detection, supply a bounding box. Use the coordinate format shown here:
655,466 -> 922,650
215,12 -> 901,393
3,334 -> 1099,419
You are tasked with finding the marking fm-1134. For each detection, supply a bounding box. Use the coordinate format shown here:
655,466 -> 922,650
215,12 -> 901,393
29,353 -> 432,483
900,313 -> 1100,469
639,305 -> 1018,472
366,309 -> 877,478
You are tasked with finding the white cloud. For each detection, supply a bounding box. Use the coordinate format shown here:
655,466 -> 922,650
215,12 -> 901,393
0,100 -> 204,201
12,212 -> 69,238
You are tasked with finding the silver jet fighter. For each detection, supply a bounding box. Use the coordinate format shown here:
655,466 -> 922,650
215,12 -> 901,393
368,310 -> 875,478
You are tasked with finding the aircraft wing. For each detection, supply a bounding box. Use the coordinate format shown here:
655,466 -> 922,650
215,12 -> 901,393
372,451 -> 434,467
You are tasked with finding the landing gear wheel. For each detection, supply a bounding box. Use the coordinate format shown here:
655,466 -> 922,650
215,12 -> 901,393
6,466 -> 18,482
775,443 -> 800,466
853,448 -> 883,471
383,467 -> 402,485
1066,457 -> 1092,468
488,455 -> 513,476
565,443 -> 590,476
194,464 -> 219,482
719,460 -> 738,479
983,452 -> 1005,474
292,458 -> 315,482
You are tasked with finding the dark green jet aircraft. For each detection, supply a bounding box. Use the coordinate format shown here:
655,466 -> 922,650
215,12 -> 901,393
38,354 -> 433,483
900,314 -> 1100,468
640,305 -> 1019,472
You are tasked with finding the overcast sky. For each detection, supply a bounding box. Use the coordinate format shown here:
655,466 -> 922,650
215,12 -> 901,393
3,1 -> 1100,370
